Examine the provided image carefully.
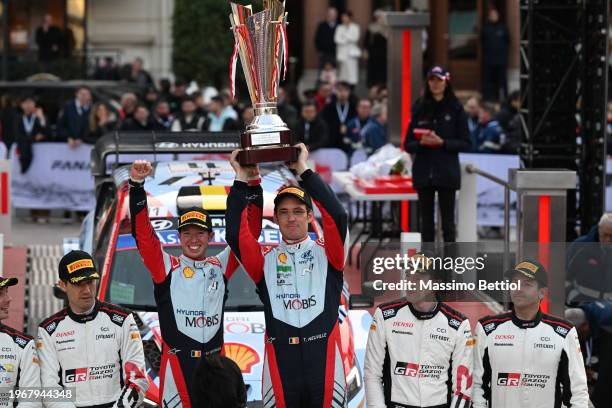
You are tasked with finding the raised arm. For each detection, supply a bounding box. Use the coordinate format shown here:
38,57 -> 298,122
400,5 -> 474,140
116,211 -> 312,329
289,143 -> 348,271
225,151 -> 265,283
129,160 -> 176,284
221,174 -> 264,281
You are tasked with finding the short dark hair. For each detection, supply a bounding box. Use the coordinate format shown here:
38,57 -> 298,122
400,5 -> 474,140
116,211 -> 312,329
337,81 -> 352,90
211,96 -> 224,104
76,85 -> 92,94
302,100 -> 317,110
181,95 -> 196,104
191,354 -> 247,408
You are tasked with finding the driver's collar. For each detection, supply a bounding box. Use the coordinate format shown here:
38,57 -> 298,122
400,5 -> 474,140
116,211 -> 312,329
512,309 -> 542,329
181,254 -> 208,268
68,300 -> 99,323
280,235 -> 311,252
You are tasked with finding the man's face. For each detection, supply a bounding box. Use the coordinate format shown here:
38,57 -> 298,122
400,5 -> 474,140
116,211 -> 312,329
378,108 -> 388,125
599,222 -> 612,243
319,84 -> 332,99
274,197 -> 312,241
242,107 -> 255,125
336,86 -> 351,102
210,101 -> 223,115
465,98 -> 480,117
404,273 -> 435,303
179,225 -> 211,259
135,107 -> 149,123
302,105 -> 317,122
478,108 -> 491,124
61,279 -> 98,313
77,89 -> 92,106
20,100 -> 36,115
327,8 -> 338,23
510,275 -> 544,309
0,288 -> 11,320
357,100 -> 372,119
182,101 -> 196,115
156,102 -> 170,117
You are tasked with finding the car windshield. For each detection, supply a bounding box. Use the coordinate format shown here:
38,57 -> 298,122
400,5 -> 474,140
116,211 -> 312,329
105,246 -> 263,311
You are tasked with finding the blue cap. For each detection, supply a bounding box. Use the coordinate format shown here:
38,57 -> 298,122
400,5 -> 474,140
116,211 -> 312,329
427,65 -> 450,81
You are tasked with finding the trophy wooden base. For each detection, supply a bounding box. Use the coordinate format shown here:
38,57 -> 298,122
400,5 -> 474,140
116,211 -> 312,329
238,145 -> 299,165
238,130 -> 298,165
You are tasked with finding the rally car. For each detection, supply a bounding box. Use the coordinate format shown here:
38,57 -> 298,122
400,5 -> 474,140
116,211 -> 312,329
76,133 -> 371,406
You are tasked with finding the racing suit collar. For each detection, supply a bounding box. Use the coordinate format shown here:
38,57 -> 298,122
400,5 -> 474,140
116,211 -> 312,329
408,302 -> 439,320
280,235 -> 312,253
68,300 -> 100,324
511,309 -> 542,329
180,254 -> 208,269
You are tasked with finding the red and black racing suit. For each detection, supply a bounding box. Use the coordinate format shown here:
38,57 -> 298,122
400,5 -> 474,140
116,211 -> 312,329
129,178 -> 262,408
226,169 -> 349,408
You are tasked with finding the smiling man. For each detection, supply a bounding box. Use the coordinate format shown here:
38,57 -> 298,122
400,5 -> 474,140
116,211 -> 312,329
37,251 -> 148,408
472,259 -> 589,408
226,143 -> 349,408
128,160 -> 262,407
0,277 -> 41,407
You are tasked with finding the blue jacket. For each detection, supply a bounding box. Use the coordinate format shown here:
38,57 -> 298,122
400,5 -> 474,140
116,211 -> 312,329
476,120 -> 505,153
362,119 -> 387,154
58,100 -> 91,141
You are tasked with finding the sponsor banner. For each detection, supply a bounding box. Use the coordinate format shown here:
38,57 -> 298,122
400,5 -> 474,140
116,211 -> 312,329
10,143 -> 95,211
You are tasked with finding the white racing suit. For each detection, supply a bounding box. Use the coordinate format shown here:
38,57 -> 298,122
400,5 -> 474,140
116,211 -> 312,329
0,323 -> 41,407
364,300 -> 473,408
472,310 -> 589,408
37,301 -> 149,408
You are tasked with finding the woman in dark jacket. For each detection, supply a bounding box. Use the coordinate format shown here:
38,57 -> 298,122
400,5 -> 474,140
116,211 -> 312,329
404,66 -> 471,242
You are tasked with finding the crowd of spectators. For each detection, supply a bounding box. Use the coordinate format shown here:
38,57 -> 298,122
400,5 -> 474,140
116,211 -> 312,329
464,90 -> 520,154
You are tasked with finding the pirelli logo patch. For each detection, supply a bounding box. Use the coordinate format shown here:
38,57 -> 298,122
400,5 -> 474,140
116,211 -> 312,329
279,187 -> 304,198
180,211 -> 207,223
67,259 -> 94,274
516,261 -> 538,273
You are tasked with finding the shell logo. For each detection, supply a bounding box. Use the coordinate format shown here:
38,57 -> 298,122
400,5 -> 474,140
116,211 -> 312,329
183,267 -> 195,279
278,253 -> 288,264
223,342 -> 260,374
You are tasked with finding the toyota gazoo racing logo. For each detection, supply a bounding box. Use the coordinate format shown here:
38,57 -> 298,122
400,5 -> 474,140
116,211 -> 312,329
276,293 -> 317,310
497,373 -> 521,386
394,362 -> 420,377
176,309 -> 220,328
65,368 -> 88,383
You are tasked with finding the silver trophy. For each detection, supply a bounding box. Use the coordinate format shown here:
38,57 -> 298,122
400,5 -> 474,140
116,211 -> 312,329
229,0 -> 297,165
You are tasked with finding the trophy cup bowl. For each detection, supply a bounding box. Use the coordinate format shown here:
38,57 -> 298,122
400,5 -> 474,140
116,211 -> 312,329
230,1 -> 298,165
